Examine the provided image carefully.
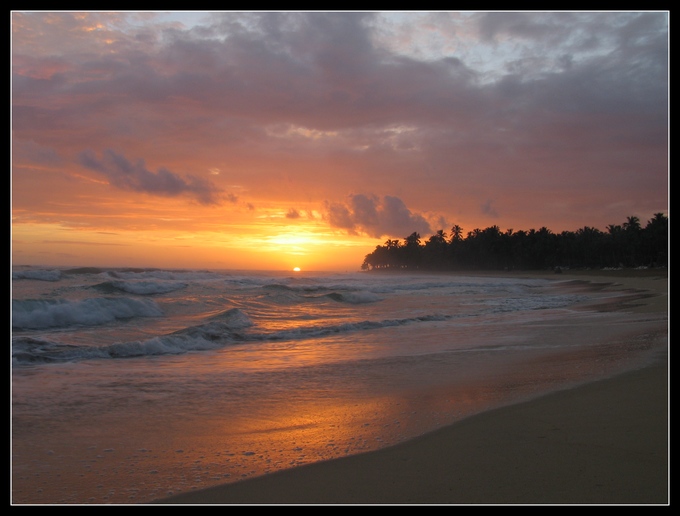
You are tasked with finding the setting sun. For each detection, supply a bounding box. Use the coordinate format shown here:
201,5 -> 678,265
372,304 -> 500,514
10,11 -> 669,507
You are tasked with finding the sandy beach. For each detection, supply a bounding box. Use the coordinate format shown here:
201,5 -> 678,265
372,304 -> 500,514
155,269 -> 669,505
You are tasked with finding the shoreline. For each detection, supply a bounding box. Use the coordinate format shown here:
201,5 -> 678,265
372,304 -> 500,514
156,355 -> 668,505
154,270 -> 669,505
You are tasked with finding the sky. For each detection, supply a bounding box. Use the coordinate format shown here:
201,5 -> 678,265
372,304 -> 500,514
11,11 -> 669,271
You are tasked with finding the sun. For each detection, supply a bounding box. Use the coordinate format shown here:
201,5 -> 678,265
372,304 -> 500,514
293,267 -> 301,272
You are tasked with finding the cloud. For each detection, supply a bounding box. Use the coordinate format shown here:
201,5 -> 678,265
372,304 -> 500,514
481,199 -> 499,218
326,194 -> 431,239
78,149 -> 222,205
13,139 -> 62,167
11,12 -> 668,236
285,208 -> 301,219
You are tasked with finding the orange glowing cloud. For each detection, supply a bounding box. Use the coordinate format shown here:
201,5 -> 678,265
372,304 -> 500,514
11,11 -> 668,269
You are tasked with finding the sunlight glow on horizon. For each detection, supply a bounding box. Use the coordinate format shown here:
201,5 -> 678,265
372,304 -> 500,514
11,12 -> 668,271
11,218 -> 377,271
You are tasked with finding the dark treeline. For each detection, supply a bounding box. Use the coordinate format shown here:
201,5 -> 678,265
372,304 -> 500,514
361,213 -> 668,272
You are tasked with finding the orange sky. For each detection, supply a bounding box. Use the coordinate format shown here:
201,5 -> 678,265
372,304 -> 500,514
11,11 -> 669,271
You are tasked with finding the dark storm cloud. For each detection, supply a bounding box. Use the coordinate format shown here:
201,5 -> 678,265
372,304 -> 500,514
78,149 -> 222,205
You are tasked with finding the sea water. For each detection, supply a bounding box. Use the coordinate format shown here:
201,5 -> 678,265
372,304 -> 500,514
11,266 -> 667,504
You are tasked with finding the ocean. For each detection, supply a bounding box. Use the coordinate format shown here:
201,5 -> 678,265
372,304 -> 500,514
11,266 -> 667,504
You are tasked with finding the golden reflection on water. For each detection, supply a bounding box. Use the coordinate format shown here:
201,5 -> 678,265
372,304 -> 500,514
12,302 -> 667,504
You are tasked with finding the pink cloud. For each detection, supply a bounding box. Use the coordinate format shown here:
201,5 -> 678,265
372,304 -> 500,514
78,149 -> 222,205
12,12 -> 668,237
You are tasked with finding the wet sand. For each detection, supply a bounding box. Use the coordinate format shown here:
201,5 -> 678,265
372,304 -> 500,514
155,269 -> 668,505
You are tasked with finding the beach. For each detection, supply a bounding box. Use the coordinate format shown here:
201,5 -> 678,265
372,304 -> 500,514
12,267 -> 668,505
155,269 -> 669,505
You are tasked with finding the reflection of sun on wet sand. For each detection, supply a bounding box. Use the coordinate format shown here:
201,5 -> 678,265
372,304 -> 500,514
155,269 -> 668,505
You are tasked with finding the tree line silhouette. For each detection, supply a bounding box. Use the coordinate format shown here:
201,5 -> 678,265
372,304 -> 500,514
361,213 -> 668,272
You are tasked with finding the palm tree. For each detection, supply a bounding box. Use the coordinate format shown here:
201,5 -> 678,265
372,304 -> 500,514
643,213 -> 668,267
433,229 -> 447,243
623,216 -> 641,232
425,230 -> 448,269
404,232 -> 421,247
622,215 -> 642,266
450,225 -> 463,243
402,232 -> 422,269
606,224 -> 624,266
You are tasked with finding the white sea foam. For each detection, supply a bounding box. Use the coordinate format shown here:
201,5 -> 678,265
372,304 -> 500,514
12,297 -> 164,330
12,332 -> 229,363
107,269 -> 223,281
106,280 -> 188,295
11,306 -> 452,363
9,268 -> 583,365
478,293 -> 588,312
12,269 -> 62,282
11,266 -> 668,505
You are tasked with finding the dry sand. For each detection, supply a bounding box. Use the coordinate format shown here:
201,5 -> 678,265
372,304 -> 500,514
154,269 -> 669,505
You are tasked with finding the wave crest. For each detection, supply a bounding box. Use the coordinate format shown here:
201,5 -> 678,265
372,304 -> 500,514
12,297 -> 164,330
